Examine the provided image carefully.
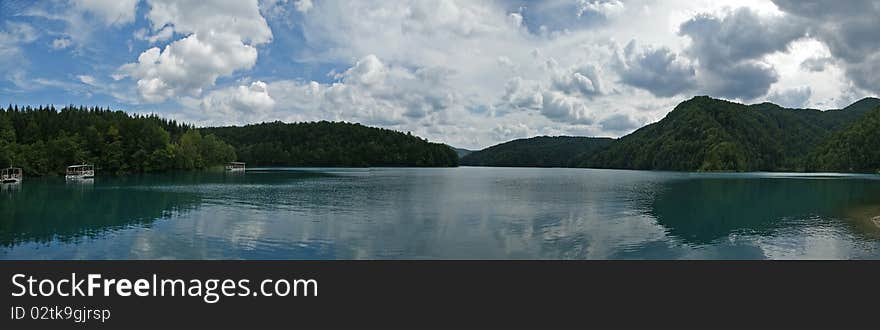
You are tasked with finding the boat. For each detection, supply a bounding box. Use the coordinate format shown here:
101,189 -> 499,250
225,162 -> 246,172
66,164 -> 95,180
1,167 -> 22,184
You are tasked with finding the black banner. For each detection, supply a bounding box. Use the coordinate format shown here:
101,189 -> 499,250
1,261 -> 877,328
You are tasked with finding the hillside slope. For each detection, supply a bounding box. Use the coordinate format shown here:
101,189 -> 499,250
807,105 -> 880,173
582,96 -> 880,171
203,121 -> 458,167
461,136 -> 613,167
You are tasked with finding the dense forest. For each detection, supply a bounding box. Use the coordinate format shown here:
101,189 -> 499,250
807,105 -> 880,172
582,96 -> 880,172
202,121 -> 458,167
0,106 -> 457,176
0,105 -> 236,176
461,136 -> 613,167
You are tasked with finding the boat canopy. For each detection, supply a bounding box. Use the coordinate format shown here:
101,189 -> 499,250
1,167 -> 22,176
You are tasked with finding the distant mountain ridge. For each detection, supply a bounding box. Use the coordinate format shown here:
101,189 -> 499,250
583,96 -> 880,172
464,96 -> 880,173
461,136 -> 613,167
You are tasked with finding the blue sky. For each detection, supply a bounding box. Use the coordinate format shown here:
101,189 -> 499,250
1,0 -> 878,149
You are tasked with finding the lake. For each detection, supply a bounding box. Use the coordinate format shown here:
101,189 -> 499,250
2,167 -> 880,259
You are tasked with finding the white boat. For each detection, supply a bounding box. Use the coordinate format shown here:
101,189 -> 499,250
225,162 -> 246,172
1,167 -> 22,184
66,164 -> 95,180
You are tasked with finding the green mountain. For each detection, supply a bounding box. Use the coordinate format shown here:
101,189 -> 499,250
461,136 -> 613,167
582,96 -> 880,172
203,121 -> 458,167
807,105 -> 880,173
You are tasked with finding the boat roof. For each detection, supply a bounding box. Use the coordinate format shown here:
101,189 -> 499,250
67,165 -> 94,168
229,162 -> 246,165
2,167 -> 21,170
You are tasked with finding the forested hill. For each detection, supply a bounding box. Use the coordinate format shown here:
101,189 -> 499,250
0,106 -> 457,176
0,105 -> 236,176
202,121 -> 458,167
582,96 -> 880,172
461,136 -> 613,167
807,105 -> 880,172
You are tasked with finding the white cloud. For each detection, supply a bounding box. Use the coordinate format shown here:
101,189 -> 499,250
294,0 -> 313,13
616,40 -> 696,97
767,86 -> 812,108
134,26 -> 174,44
118,0 -> 272,102
77,75 -> 96,85
198,81 -> 276,124
51,38 -> 72,50
18,0 -> 874,150
577,0 -> 625,18
0,22 -> 39,79
540,91 -> 595,125
71,0 -> 139,26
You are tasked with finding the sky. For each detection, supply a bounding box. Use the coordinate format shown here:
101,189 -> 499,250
0,0 -> 878,149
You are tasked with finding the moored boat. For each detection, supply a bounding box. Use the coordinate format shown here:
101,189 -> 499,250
1,167 -> 22,184
225,162 -> 246,172
66,164 -> 95,180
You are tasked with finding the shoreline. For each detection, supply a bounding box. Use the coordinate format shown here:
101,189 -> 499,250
8,165 -> 879,180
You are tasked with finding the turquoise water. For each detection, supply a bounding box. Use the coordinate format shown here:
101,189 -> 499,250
2,167 -> 880,259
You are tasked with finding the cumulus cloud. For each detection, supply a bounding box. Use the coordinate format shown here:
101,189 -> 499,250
549,62 -> 603,98
541,90 -> 595,125
616,41 -> 696,97
199,81 -> 276,124
767,86 -> 812,108
599,113 -> 639,132
502,77 -> 542,111
189,55 -> 459,127
800,56 -> 833,72
679,7 -> 806,99
490,123 -> 532,142
134,26 -> 174,44
118,0 -> 272,102
771,0 -> 880,93
18,0 -> 878,149
577,0 -> 625,18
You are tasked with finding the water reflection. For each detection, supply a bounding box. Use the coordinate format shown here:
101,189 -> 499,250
0,177 -> 200,247
1,182 -> 21,194
649,177 -> 880,245
2,168 -> 880,259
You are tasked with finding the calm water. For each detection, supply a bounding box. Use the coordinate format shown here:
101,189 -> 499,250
2,167 -> 880,259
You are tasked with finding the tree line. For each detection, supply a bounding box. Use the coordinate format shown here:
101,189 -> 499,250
203,121 -> 458,167
0,105 -> 458,176
0,105 -> 236,176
